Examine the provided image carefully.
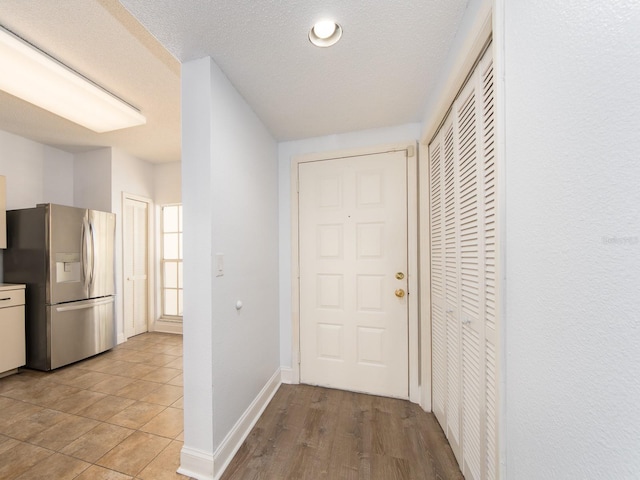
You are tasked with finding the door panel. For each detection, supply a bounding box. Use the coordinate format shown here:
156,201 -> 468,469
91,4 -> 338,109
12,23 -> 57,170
458,77 -> 483,480
299,150 -> 409,398
123,197 -> 149,337
443,119 -> 462,460
88,209 -> 116,299
482,55 -> 499,480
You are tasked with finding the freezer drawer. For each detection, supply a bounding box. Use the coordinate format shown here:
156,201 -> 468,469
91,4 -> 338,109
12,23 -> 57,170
49,296 -> 115,369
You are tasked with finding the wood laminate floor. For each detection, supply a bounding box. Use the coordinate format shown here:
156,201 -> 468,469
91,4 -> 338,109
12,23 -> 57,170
222,384 -> 463,480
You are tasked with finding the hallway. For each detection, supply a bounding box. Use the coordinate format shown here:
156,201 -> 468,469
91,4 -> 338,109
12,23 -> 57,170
0,331 -> 463,479
223,384 -> 463,480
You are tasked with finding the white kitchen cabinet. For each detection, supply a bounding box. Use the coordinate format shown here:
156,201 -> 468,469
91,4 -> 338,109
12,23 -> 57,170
0,284 -> 26,376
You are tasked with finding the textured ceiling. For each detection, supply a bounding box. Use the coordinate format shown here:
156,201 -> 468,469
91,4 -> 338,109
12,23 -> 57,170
0,0 -> 469,163
120,0 -> 468,141
0,0 -> 180,163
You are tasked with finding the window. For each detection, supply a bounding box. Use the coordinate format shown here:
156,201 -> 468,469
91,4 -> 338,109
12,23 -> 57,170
161,204 -> 183,319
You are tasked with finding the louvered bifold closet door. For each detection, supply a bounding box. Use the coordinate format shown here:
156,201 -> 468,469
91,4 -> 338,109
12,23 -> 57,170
457,73 -> 484,480
442,118 -> 462,461
430,127 -> 447,429
480,49 -> 499,480
428,42 -> 497,480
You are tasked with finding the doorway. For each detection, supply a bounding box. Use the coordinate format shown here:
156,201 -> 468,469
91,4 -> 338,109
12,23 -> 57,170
123,194 -> 151,338
293,144 -> 419,400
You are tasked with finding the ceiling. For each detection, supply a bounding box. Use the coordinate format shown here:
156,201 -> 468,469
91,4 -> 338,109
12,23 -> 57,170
0,0 -> 470,164
0,0 -> 180,163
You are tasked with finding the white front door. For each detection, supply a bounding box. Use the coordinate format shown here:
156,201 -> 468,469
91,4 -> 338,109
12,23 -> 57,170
298,150 -> 409,398
123,196 -> 149,337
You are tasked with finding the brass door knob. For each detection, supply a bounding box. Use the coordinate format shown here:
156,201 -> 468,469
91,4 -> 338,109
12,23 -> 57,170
395,289 -> 405,298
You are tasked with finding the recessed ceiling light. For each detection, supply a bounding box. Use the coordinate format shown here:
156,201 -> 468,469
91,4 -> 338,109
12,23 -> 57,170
309,19 -> 342,47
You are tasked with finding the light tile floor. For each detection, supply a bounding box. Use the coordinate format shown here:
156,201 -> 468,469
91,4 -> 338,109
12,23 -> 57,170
0,332 -> 190,480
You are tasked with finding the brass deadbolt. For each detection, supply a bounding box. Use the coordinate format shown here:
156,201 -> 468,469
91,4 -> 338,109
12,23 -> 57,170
395,272 -> 405,280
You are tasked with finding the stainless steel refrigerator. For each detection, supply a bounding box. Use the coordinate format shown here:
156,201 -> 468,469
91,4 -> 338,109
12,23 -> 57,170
4,203 -> 116,371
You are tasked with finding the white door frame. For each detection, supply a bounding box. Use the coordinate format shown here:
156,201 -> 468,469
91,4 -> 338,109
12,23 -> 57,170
291,142 -> 421,403
122,192 -> 154,339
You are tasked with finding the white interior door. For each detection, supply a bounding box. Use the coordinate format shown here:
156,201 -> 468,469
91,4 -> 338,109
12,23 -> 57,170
123,196 -> 149,337
298,150 -> 409,398
444,118 -> 463,460
428,43 -> 498,480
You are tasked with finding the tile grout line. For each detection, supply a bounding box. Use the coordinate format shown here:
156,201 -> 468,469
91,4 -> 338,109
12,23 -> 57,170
0,332 -> 187,480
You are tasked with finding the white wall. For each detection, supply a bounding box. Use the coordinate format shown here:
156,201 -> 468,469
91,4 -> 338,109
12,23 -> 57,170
112,149 -> 155,206
209,58 -> 279,449
74,148 -> 112,212
0,130 -> 44,210
0,130 -> 74,209
277,123 -> 422,368
181,56 -> 279,474
43,146 -> 75,206
182,57 -> 215,463
154,161 -> 181,205
501,1 -> 640,478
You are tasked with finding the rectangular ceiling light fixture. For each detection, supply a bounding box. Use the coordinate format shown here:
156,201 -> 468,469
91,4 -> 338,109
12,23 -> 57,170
0,26 -> 146,133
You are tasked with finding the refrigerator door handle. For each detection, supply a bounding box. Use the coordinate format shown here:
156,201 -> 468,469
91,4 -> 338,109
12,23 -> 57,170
55,297 -> 114,312
89,221 -> 96,288
81,218 -> 91,291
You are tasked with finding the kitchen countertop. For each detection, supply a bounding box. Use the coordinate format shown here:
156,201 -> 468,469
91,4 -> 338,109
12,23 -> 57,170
0,283 -> 25,291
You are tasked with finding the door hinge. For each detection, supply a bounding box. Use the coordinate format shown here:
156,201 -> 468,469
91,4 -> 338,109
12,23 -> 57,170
406,145 -> 415,157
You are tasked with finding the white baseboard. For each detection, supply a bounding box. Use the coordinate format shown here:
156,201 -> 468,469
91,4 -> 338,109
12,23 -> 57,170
151,319 -> 183,334
280,366 -> 293,384
212,368 -> 281,480
178,447 -> 214,480
177,368 -> 282,480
